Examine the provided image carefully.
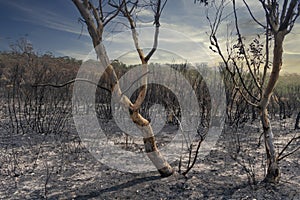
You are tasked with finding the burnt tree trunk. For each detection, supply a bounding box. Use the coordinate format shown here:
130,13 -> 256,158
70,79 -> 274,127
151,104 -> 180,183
295,112 -> 300,129
260,31 -> 286,183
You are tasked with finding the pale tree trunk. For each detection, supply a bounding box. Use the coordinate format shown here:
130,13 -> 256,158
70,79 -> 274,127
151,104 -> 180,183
121,10 -> 173,175
106,62 -> 174,176
260,31 -> 285,183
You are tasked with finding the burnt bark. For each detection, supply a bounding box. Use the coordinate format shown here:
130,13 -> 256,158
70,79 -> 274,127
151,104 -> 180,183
259,31 -> 285,183
295,112 -> 300,129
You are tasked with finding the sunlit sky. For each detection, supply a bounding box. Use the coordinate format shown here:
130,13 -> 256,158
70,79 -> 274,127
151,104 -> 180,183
0,0 -> 299,73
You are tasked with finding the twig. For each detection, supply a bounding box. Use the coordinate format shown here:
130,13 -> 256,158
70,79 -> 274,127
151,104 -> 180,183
278,134 -> 300,161
182,136 -> 204,176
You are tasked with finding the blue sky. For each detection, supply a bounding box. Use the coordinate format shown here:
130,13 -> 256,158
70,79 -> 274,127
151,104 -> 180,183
0,0 -> 91,56
0,0 -> 299,73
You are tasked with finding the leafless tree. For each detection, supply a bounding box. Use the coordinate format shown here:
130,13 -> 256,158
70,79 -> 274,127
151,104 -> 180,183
0,40 -> 79,195
72,0 -> 174,177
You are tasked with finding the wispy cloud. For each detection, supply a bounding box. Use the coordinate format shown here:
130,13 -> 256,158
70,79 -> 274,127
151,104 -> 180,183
5,1 -> 89,37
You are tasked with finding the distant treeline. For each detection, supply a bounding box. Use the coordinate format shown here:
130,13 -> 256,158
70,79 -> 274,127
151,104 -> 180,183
1,50 -> 299,128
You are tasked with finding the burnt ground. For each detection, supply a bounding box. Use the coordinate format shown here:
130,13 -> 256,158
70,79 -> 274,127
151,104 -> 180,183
0,117 -> 299,200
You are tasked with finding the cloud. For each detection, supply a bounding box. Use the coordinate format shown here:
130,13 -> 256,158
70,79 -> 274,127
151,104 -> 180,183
136,8 -> 154,20
5,1 -> 90,37
2,1 -> 33,13
3,0 -> 298,73
102,27 -> 214,66
284,27 -> 300,55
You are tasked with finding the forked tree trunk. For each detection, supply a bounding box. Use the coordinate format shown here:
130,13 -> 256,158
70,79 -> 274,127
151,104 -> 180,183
96,45 -> 174,177
72,0 -> 174,177
113,60 -> 174,177
260,31 -> 285,183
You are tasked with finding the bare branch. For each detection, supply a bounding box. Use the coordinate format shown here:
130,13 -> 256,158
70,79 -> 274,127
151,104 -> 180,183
235,86 -> 259,107
261,20 -> 270,89
278,134 -> 300,161
243,0 -> 266,28
32,78 -> 111,93
260,0 -> 279,32
104,1 -> 125,26
145,0 -> 168,62
233,0 -> 262,92
279,0 -> 299,32
231,58 -> 261,103
280,0 -> 289,25
182,137 -> 204,176
99,0 -> 104,20
89,1 -> 102,30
